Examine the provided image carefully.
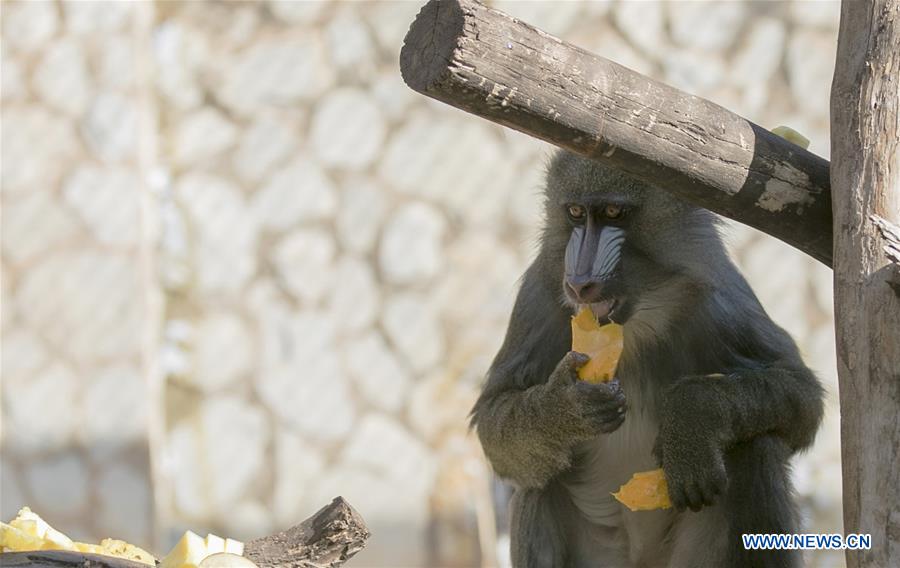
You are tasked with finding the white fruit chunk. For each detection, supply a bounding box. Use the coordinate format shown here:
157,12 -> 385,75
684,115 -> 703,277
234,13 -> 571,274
224,538 -> 244,556
198,553 -> 258,567
205,533 -> 226,555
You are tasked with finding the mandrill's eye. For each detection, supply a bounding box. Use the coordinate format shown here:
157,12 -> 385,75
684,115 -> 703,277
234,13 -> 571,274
604,204 -> 623,219
567,204 -> 587,222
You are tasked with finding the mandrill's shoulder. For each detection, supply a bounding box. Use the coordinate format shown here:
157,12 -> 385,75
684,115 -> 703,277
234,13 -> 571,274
699,271 -> 809,370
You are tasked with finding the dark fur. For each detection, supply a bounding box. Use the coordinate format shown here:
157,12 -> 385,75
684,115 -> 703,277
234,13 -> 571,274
471,151 -> 824,567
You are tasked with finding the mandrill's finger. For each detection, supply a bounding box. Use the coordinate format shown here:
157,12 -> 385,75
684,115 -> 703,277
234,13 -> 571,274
551,351 -> 590,385
700,480 -> 720,508
574,379 -> 625,404
584,396 -> 626,432
567,351 -> 591,369
684,481 -> 705,512
703,466 -> 727,506
596,410 -> 625,433
669,482 -> 688,512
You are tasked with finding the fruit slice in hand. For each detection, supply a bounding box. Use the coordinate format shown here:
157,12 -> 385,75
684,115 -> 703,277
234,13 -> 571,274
571,306 -> 624,383
612,469 -> 672,511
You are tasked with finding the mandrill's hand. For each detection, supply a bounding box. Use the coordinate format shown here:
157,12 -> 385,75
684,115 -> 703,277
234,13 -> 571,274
653,377 -> 728,512
544,351 -> 627,439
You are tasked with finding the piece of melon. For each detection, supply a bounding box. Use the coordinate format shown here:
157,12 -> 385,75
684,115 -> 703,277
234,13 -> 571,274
612,469 -> 672,511
1,522 -> 47,552
6,507 -> 74,551
2,507 -> 254,567
570,307 -> 624,383
205,533 -> 226,555
73,541 -> 108,555
160,530 -> 207,568
225,538 -> 244,556
771,126 -> 811,149
98,538 -> 156,565
159,530 -> 250,568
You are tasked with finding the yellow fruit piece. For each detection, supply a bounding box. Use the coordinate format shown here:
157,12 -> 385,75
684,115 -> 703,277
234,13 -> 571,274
74,542 -> 108,554
44,528 -> 76,550
9,507 -> 50,537
612,469 -> 672,511
6,507 -> 74,550
771,126 -> 811,150
571,307 -> 624,383
1,507 -> 155,565
10,519 -> 41,538
160,530 -> 208,568
2,522 -> 48,551
99,538 -> 156,565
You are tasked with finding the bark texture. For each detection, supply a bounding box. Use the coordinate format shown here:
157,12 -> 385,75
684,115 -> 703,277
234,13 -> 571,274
400,0 -> 834,265
244,497 -> 369,568
830,1 -> 900,566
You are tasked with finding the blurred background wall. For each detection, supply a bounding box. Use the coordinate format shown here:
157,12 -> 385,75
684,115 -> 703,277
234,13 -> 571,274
1,1 -> 842,566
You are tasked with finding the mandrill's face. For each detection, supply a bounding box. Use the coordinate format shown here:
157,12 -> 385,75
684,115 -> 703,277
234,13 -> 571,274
544,151 -> 718,330
559,198 -> 633,324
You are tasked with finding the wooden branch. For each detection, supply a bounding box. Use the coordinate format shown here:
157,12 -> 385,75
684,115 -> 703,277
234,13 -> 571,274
830,0 -> 900,566
0,498 -> 369,568
400,0 -> 834,266
244,497 -> 369,568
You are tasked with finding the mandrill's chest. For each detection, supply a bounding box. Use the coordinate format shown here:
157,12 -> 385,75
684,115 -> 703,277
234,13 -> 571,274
559,388 -> 675,563
561,398 -> 660,525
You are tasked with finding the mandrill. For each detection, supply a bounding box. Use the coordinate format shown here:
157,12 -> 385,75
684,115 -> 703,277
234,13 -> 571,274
471,151 -> 824,568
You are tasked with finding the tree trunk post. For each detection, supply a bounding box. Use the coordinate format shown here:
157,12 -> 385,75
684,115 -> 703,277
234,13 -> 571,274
830,1 -> 900,566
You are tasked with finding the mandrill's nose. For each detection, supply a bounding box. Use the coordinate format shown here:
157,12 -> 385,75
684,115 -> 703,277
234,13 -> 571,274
566,276 -> 604,303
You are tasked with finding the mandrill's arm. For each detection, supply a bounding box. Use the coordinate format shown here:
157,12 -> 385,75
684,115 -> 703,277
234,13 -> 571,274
471,259 -> 626,489
655,315 -> 825,511
663,364 -> 824,452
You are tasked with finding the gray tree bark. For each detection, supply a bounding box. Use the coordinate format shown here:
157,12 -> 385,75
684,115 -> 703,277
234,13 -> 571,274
245,497 -> 369,568
400,0 -> 833,266
830,0 -> 900,566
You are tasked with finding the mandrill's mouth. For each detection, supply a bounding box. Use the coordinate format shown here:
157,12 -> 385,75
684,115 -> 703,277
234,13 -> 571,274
587,298 -> 620,325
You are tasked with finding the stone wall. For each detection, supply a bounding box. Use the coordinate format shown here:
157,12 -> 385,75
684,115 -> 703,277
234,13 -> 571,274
1,1 -> 843,567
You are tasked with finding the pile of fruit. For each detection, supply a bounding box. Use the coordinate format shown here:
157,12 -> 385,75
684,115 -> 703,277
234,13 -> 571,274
1,507 -> 257,567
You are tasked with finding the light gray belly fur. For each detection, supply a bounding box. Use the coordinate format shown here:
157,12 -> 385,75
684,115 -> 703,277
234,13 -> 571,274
560,401 -> 676,566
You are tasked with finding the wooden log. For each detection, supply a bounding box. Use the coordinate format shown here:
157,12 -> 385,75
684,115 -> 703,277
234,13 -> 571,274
830,0 -> 900,566
244,497 -> 369,568
400,0 -> 834,266
0,497 -> 369,568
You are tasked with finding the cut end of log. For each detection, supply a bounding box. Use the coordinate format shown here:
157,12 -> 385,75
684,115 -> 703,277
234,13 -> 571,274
400,0 -> 466,93
244,496 -> 369,568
